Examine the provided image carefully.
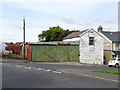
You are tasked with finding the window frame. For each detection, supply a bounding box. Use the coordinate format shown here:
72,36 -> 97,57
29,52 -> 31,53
117,59 -> 120,61
89,37 -> 94,46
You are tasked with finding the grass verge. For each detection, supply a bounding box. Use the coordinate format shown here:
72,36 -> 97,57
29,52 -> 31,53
91,70 -> 120,75
2,53 -> 27,60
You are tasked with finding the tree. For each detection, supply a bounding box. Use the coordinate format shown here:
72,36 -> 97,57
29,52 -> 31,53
38,26 -> 64,42
38,26 -> 79,42
38,31 -> 46,42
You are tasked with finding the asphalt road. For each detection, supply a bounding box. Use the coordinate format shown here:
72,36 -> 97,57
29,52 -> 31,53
2,60 -> 119,88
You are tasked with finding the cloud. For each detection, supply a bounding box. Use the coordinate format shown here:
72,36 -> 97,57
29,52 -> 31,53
1,0 -> 118,3
104,27 -> 113,30
1,1 -> 118,42
92,16 -> 99,22
84,22 -> 93,27
11,1 -> 102,17
61,16 -> 81,25
0,19 -> 23,31
104,16 -> 117,24
61,16 -> 93,28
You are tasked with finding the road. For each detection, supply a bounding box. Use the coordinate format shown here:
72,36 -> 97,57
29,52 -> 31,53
1,59 -> 119,88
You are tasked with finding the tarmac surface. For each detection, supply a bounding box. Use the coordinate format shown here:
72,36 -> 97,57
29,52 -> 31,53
1,59 -> 120,88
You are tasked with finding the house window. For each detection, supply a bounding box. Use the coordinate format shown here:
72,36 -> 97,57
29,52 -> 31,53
89,37 -> 94,45
116,43 -> 120,49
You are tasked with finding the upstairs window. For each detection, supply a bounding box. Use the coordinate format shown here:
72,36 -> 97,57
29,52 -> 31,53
89,37 -> 94,45
116,43 -> 120,49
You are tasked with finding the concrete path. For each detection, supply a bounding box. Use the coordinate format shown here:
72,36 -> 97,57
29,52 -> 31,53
59,68 -> 119,83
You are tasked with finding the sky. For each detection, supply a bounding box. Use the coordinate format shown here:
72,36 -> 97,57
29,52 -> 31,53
0,0 -> 119,43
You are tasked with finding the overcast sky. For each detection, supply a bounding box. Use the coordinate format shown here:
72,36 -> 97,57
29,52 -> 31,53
0,0 -> 119,43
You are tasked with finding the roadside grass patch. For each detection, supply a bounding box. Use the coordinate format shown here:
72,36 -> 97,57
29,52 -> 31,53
91,70 -> 120,75
2,53 -> 27,60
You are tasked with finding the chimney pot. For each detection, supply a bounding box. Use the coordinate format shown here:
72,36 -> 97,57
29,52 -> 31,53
98,25 -> 103,32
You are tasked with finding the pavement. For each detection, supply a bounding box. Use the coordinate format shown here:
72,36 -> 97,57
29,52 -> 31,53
59,68 -> 119,83
1,58 -> 107,66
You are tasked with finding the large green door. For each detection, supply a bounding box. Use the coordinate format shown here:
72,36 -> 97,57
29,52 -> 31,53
31,45 -> 79,62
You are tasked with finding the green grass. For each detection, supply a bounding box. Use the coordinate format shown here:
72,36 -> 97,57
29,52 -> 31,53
91,70 -> 120,75
2,53 -> 27,60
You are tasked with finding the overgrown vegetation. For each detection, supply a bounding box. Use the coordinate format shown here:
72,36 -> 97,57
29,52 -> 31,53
38,26 -> 80,42
91,70 -> 120,75
2,53 -> 27,60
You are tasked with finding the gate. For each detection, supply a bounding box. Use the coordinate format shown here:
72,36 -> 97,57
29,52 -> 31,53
31,45 -> 79,62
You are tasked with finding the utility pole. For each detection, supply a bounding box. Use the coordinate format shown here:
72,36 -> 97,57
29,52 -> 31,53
23,18 -> 25,58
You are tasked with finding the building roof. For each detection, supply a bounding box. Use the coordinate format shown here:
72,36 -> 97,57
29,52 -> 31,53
63,29 -> 88,40
15,42 -> 23,45
101,31 -> 120,42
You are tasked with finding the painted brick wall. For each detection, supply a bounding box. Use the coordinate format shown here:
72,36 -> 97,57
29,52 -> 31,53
79,30 -> 104,65
8,45 -> 20,55
25,45 -> 32,61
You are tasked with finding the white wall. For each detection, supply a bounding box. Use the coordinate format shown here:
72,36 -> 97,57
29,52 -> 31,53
0,42 -> 12,53
0,43 -> 7,53
63,37 -> 80,42
98,33 -> 112,50
79,30 -> 104,65
1,43 -> 7,53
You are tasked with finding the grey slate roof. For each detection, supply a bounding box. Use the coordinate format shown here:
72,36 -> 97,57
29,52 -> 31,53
101,31 -> 120,42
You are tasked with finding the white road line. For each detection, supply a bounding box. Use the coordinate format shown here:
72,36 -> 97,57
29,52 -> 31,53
52,71 -> 61,74
43,69 -> 51,72
16,65 -> 23,68
81,74 -> 120,83
32,67 -> 37,69
35,68 -> 43,70
25,66 -> 32,69
7,63 -> 12,66
24,66 -> 32,69
4,63 -> 62,74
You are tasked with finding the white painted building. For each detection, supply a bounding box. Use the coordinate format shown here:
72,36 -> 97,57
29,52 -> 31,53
63,29 -> 104,65
0,42 -> 12,53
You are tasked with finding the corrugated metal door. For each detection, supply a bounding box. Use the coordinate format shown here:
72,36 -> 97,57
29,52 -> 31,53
31,45 -> 79,62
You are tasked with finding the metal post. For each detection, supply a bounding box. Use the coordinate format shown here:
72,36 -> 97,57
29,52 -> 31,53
23,18 -> 25,58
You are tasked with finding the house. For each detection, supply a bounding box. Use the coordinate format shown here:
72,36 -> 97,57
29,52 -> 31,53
63,28 -> 104,65
97,26 -> 120,63
1,42 -> 12,53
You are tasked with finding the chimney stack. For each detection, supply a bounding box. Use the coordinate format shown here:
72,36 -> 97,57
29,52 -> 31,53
98,25 -> 103,32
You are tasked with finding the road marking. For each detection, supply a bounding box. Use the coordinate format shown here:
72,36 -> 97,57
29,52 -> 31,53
52,71 -> 61,74
16,65 -> 23,68
32,67 -> 37,69
43,69 -> 51,72
60,70 -> 119,83
80,74 -> 120,83
3,63 -> 62,74
35,68 -> 43,70
25,66 -> 32,69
